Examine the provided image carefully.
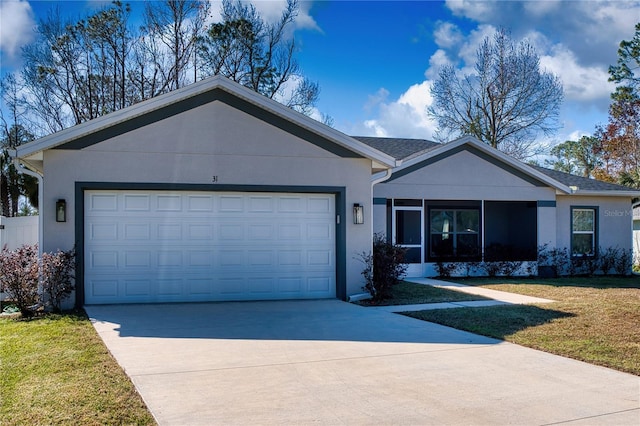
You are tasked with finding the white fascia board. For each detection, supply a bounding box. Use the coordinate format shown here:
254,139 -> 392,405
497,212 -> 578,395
15,75 -> 396,169
397,135 -> 572,194
567,190 -> 640,198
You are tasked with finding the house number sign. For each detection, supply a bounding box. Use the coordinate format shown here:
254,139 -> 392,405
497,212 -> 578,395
211,175 -> 219,183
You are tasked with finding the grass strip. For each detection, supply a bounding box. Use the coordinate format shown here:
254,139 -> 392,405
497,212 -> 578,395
360,280 -> 491,306
0,311 -> 156,425
402,276 -> 640,376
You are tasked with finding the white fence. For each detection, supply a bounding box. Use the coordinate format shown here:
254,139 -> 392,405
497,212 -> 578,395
0,216 -> 39,302
0,215 -> 39,251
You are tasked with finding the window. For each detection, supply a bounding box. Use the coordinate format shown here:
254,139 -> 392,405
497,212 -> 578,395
430,209 -> 480,259
571,208 -> 597,256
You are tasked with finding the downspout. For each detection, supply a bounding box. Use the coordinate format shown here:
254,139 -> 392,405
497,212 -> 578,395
347,165 -> 397,303
10,153 -> 44,259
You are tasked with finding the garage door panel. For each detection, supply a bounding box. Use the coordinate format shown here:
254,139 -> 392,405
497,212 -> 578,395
89,193 -> 118,211
157,195 -> 181,211
187,195 -> 214,211
85,190 -> 336,304
123,194 -> 150,211
309,277 -> 332,293
90,279 -> 118,297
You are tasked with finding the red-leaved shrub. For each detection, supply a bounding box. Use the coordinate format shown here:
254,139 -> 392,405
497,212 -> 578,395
0,244 -> 40,316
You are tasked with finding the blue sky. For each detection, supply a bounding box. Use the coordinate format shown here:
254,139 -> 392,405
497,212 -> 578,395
1,0 -> 639,148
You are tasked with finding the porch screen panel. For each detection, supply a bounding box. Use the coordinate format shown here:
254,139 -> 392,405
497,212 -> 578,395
484,201 -> 537,261
396,210 -> 422,263
429,209 -> 479,260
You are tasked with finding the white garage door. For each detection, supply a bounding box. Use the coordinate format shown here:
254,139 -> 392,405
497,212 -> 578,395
84,190 -> 336,304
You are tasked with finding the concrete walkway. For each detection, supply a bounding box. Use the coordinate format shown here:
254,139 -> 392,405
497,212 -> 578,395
86,300 -> 639,425
374,278 -> 554,312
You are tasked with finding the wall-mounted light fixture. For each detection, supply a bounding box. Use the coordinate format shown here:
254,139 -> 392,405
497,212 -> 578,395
353,203 -> 364,225
56,199 -> 66,222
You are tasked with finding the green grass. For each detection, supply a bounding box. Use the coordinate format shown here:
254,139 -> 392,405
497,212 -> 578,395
360,280 -> 491,305
402,276 -> 640,376
0,311 -> 156,425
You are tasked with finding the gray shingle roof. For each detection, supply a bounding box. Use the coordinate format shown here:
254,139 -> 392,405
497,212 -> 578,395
529,165 -> 638,192
354,135 -> 639,193
352,136 -> 439,162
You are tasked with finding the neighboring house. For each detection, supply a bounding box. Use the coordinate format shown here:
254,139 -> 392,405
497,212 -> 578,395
11,76 -> 640,307
356,135 -> 640,278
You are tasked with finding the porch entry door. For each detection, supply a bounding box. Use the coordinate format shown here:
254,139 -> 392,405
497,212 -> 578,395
392,206 -> 424,277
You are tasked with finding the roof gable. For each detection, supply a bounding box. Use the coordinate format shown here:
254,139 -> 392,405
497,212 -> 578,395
388,143 -> 548,187
358,135 -> 640,197
14,76 -> 395,169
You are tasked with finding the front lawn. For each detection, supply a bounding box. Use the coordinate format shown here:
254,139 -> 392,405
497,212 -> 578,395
402,276 -> 640,376
361,280 -> 491,305
0,311 -> 156,425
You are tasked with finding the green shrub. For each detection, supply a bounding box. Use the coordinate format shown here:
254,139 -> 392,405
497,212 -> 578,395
537,245 -> 569,276
360,234 -> 408,302
613,248 -> 633,276
433,260 -> 457,278
599,246 -> 618,275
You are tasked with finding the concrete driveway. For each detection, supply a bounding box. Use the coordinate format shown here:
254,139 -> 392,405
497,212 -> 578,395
86,300 -> 640,425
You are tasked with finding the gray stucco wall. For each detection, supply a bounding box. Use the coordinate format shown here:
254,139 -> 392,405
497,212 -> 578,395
374,149 -> 557,201
372,148 -> 557,245
41,100 -> 374,303
371,148 -> 636,274
555,195 -> 635,253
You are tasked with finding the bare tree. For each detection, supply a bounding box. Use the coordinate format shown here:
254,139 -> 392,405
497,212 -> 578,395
198,0 -> 319,115
140,0 -> 210,94
429,29 -> 563,159
14,0 -> 321,137
21,3 -> 134,130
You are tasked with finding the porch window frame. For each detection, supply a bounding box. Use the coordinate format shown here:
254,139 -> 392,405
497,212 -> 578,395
570,206 -> 598,257
428,207 -> 481,261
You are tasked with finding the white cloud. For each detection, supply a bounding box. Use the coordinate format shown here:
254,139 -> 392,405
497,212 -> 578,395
443,0 -> 639,67
364,88 -> 389,112
425,49 -> 451,79
456,24 -> 495,68
445,0 -> 493,21
540,44 -> 614,103
352,82 -> 438,140
433,21 -> 463,48
206,0 -> 320,32
424,24 -> 495,79
0,0 -> 35,64
523,0 -> 561,17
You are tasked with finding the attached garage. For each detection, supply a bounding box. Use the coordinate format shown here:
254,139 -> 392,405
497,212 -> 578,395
13,76 -> 395,308
83,189 -> 336,304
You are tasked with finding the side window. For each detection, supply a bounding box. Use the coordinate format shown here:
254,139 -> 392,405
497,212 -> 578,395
571,207 -> 597,256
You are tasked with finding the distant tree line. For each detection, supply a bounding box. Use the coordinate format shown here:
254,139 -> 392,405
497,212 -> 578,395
546,23 -> 640,189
